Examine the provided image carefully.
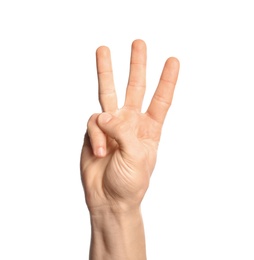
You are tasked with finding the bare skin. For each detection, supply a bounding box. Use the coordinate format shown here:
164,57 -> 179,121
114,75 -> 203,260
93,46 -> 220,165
80,39 -> 180,259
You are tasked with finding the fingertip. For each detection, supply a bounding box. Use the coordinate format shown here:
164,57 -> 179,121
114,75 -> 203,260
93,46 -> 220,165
132,39 -> 147,50
97,113 -> 113,125
166,57 -> 180,68
96,46 -> 111,57
95,146 -> 106,157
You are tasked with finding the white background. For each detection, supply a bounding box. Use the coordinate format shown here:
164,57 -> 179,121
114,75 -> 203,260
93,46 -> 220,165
0,0 -> 253,259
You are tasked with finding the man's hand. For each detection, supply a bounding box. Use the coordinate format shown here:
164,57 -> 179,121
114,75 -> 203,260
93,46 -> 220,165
80,39 -> 179,215
80,39 -> 179,259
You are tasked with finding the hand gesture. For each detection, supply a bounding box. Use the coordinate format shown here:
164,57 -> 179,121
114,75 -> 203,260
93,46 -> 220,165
80,40 -> 180,214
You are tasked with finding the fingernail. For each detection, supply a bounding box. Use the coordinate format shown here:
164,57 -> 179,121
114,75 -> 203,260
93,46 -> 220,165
96,147 -> 105,157
99,113 -> 112,124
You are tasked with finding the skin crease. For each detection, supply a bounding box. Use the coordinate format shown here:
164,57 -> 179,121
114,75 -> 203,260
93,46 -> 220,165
80,39 -> 180,259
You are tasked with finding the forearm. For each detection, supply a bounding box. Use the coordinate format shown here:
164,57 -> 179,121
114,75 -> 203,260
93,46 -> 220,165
89,207 -> 146,260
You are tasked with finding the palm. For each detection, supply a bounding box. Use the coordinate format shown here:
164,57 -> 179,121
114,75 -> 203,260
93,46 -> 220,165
80,40 -> 179,212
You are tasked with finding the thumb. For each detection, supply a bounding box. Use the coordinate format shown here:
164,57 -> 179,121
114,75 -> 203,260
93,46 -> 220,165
97,112 -> 138,152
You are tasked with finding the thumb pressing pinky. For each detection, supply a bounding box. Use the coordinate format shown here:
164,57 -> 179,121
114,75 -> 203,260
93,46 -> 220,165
97,113 -> 137,151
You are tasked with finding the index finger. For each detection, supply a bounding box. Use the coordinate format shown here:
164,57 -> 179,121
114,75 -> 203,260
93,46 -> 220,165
96,46 -> 118,112
146,57 -> 180,124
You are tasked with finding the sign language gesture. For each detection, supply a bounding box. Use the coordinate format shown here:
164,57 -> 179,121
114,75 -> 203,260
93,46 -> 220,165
81,40 -> 179,214
80,39 -> 179,259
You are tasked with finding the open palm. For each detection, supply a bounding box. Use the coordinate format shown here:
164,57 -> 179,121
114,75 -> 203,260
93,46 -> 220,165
80,40 -> 180,213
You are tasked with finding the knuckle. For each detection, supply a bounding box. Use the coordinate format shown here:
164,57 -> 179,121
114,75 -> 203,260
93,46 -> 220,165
153,93 -> 172,106
128,80 -> 146,89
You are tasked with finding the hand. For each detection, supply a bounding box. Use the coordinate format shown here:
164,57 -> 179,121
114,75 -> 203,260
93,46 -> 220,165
80,39 -> 180,214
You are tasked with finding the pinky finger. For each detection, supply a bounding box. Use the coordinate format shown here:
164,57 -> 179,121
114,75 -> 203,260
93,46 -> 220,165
87,114 -> 107,157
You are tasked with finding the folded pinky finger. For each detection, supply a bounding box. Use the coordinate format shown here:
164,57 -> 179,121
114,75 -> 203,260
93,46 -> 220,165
87,113 -> 107,157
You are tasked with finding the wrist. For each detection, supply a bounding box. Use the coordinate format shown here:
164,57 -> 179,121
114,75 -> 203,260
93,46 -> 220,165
89,206 -> 146,260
